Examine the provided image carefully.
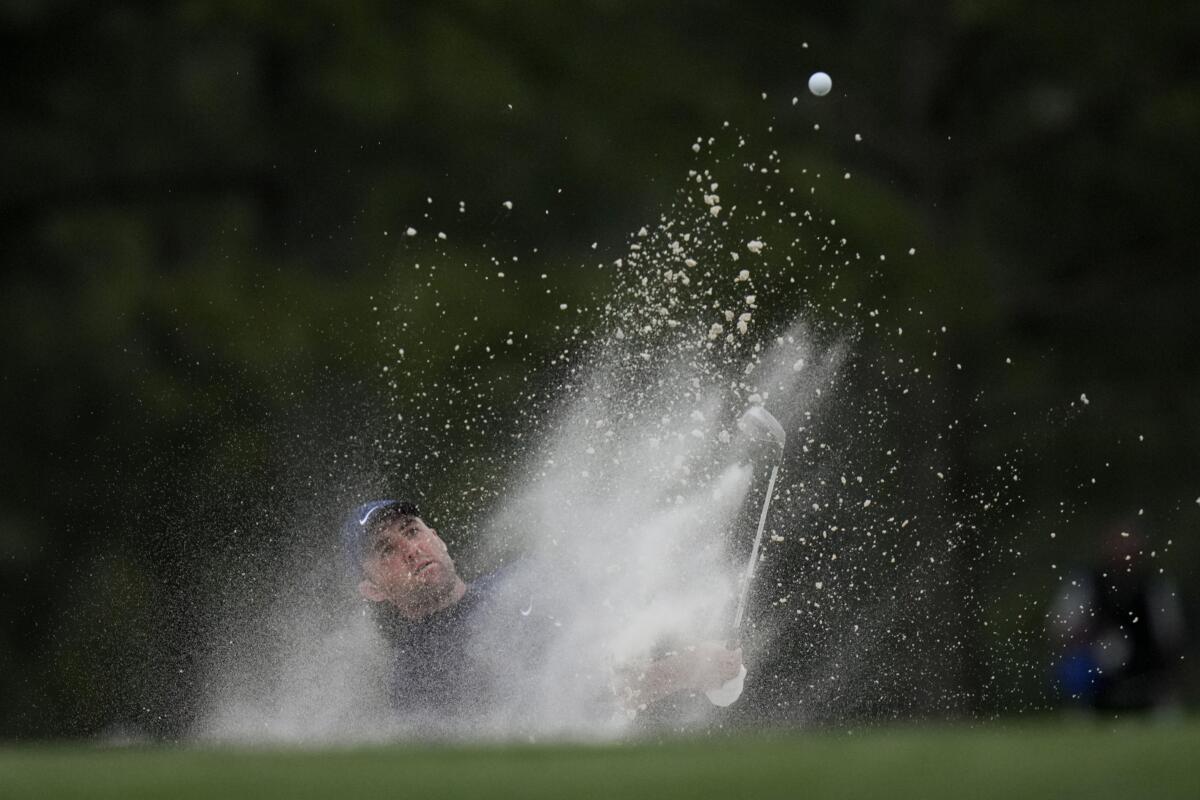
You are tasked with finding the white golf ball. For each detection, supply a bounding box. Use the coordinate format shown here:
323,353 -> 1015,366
808,71 -> 832,97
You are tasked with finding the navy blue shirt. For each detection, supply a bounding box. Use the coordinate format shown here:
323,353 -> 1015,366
376,565 -> 554,721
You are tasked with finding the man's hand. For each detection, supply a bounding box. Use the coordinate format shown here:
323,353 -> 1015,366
614,641 -> 744,710
678,642 -> 743,691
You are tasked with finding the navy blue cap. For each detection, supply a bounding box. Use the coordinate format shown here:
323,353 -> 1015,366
342,499 -> 421,578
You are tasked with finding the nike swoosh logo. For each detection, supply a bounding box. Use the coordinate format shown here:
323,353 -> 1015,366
520,598 -> 534,616
358,503 -> 389,525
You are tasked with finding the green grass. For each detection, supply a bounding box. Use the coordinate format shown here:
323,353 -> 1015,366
2,721 -> 1197,800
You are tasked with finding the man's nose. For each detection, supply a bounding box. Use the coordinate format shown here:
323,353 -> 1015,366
399,539 -> 426,565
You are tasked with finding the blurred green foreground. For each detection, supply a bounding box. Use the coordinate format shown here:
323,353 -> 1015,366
2,721 -> 1196,800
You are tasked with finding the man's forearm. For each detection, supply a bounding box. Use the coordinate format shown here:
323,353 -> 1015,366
617,652 -> 694,708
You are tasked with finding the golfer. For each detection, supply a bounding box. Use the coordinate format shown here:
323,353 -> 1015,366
343,498 -> 744,721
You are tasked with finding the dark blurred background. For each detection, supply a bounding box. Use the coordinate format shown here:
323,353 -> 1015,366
2,1 -> 1198,738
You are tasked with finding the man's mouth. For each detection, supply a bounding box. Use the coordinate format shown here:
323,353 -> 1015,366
413,560 -> 437,576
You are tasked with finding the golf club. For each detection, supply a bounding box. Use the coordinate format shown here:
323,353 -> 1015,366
707,405 -> 787,707
730,404 -> 786,634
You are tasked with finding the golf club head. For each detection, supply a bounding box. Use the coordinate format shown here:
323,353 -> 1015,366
737,405 -> 785,463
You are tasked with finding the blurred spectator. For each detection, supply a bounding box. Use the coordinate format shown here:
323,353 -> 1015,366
1047,523 -> 1187,714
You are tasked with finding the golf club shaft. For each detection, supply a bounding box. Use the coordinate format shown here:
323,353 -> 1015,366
730,462 -> 779,637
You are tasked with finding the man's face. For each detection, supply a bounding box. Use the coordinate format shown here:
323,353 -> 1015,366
358,515 -> 460,610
